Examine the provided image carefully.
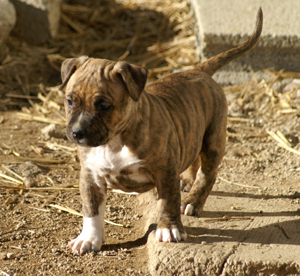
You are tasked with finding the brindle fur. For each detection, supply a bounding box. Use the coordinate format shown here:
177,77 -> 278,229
61,9 -> 263,249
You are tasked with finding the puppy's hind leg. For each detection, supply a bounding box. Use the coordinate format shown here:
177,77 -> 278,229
180,127 -> 226,216
180,156 -> 201,192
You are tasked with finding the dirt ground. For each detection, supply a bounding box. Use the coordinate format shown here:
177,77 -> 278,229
1,0 -> 300,276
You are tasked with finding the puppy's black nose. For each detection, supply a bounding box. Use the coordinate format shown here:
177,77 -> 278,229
72,128 -> 84,140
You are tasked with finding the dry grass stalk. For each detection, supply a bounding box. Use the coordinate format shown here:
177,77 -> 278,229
49,204 -> 124,227
40,141 -> 77,153
267,130 -> 300,156
15,156 -> 65,164
1,165 -> 24,181
49,204 -> 82,216
0,173 -> 23,185
0,184 -> 78,191
265,69 -> 300,80
1,270 -> 11,276
16,113 -> 65,126
38,93 -> 61,111
28,206 -> 50,213
219,176 -> 261,190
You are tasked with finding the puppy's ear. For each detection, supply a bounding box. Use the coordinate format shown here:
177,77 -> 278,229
113,61 -> 148,102
60,56 -> 89,89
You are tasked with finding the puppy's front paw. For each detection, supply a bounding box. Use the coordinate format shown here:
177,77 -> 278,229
68,233 -> 104,254
68,216 -> 105,254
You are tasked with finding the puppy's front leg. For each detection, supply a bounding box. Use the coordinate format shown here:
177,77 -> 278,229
155,172 -> 187,242
68,169 -> 106,254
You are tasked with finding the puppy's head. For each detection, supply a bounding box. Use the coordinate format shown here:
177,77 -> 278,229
60,56 -> 148,147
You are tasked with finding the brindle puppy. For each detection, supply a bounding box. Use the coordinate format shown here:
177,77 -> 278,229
60,9 -> 263,254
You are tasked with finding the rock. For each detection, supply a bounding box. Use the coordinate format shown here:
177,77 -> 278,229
10,0 -> 62,45
6,252 -> 15,259
41,123 -> 65,139
23,177 -> 38,188
1,252 -> 16,260
0,0 -> 16,62
18,161 -> 42,178
0,252 -> 7,260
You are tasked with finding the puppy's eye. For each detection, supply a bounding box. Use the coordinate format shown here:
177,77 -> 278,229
99,104 -> 111,112
96,99 -> 112,113
66,99 -> 73,108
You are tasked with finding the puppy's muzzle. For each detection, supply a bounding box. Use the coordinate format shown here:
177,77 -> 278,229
67,114 -> 108,147
69,123 -> 91,146
71,126 -> 85,141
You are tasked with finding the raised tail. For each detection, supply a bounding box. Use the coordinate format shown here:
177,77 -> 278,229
197,8 -> 263,76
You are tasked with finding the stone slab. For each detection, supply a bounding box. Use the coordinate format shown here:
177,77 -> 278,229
190,0 -> 300,85
11,0 -> 61,45
139,188 -> 300,276
0,0 -> 16,62
0,0 -> 16,45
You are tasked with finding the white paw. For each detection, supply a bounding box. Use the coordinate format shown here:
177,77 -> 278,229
155,228 -> 187,242
181,203 -> 194,216
68,215 -> 105,254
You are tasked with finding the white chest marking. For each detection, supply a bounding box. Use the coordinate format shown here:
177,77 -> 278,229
85,136 -> 148,186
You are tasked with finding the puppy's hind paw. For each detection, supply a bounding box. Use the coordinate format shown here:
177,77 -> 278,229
155,228 -> 187,243
180,203 -> 195,216
181,201 -> 204,216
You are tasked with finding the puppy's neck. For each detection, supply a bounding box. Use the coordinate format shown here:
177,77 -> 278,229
120,93 -> 150,145
105,135 -> 124,152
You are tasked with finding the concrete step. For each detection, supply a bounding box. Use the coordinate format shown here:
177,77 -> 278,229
190,0 -> 300,85
139,189 -> 300,276
11,0 -> 61,45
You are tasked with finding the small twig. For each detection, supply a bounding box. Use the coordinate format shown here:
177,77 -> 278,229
203,216 -> 252,222
61,13 -> 84,33
227,117 -> 250,123
117,35 -> 138,61
1,270 -> 11,276
278,222 -> 291,239
5,94 -> 39,100
41,191 -> 59,207
111,189 -> 138,195
219,176 -> 261,189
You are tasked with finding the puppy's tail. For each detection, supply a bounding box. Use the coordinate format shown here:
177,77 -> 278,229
197,8 -> 263,76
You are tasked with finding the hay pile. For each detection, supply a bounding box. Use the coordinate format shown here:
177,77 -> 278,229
0,0 -> 197,110
226,70 -> 300,155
